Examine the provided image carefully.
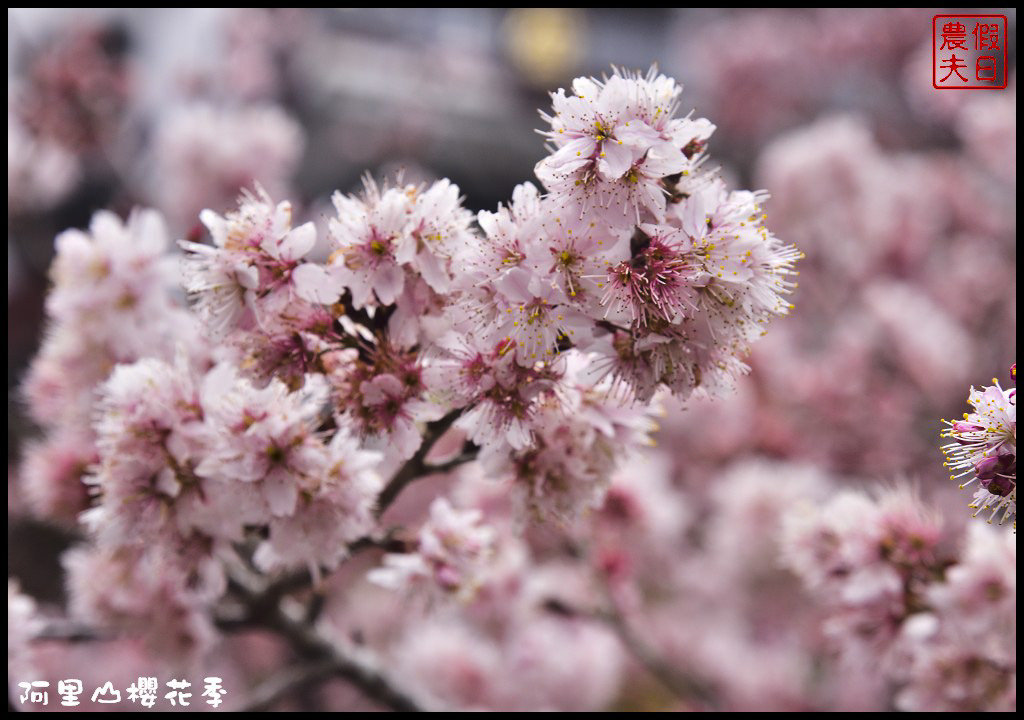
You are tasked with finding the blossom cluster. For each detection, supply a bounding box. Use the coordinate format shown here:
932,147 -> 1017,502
7,22 -> 129,213
655,105 -> 1016,485
458,68 -> 801,401
941,366 -> 1017,526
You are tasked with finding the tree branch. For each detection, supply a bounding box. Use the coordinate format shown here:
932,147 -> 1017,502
251,529 -> 407,605
542,597 -> 718,710
214,408 -> 483,711
424,449 -> 478,477
374,408 -> 466,518
598,605 -> 718,710
31,620 -> 111,644
219,560 -> 434,712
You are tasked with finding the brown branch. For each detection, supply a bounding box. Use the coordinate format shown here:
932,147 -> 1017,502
424,450 -> 478,477
374,408 -> 467,518
260,597 -> 430,712
219,560 -> 434,712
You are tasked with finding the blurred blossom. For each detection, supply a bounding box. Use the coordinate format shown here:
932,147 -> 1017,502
755,115 -> 941,284
902,39 -> 973,123
674,9 -> 931,149
151,104 -> 304,231
956,81 -> 1017,183
22,209 -> 200,429
369,498 -> 497,601
217,9 -> 308,102
896,524 -> 1016,711
863,280 -> 973,394
785,488 -> 1015,712
8,117 -> 81,213
11,23 -> 131,153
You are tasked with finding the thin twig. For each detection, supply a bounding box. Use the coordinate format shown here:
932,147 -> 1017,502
32,621 -> 111,644
239,659 -> 340,712
599,605 -> 718,709
252,529 -> 406,605
425,449 -> 479,477
542,597 -> 718,709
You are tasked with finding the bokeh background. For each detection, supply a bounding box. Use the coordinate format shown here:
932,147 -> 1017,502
8,7 -> 1016,712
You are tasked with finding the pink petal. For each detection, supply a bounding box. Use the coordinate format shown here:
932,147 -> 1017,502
374,264 -> 405,305
596,138 -> 635,180
293,263 -> 344,304
280,221 -> 317,261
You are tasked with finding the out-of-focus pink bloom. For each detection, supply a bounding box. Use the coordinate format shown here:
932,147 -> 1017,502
19,427 -> 96,526
153,104 -> 304,230
678,9 -> 929,146
63,545 -> 219,659
957,83 -> 1017,183
7,116 -> 81,212
782,486 -> 951,663
894,524 -> 1016,711
23,208 -> 202,430
13,24 -> 130,153
778,481 -> 1015,711
369,497 -> 496,600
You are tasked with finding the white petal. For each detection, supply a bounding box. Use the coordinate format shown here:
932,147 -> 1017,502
281,221 -> 317,261
293,263 -> 344,304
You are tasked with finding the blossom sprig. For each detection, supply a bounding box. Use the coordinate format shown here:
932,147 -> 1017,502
535,66 -> 714,229
453,66 -> 800,402
941,365 -> 1016,526
178,67 -> 800,419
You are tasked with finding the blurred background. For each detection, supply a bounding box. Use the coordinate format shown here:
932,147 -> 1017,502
8,7 -> 1017,711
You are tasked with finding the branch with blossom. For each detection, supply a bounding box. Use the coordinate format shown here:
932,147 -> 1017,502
14,65 -> 806,711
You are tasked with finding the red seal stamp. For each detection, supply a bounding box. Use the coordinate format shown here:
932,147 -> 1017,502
933,15 -> 1008,89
